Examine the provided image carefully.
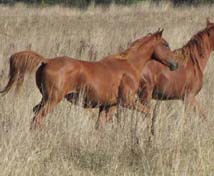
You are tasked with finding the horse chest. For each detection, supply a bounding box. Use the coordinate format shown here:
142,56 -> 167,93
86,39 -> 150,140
188,70 -> 203,94
153,69 -> 195,99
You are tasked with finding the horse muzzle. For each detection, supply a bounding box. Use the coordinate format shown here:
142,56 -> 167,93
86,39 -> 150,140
169,61 -> 178,71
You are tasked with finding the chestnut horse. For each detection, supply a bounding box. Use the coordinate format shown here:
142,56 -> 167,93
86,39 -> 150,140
1,30 -> 177,129
130,20 -> 214,134
33,30 -> 179,129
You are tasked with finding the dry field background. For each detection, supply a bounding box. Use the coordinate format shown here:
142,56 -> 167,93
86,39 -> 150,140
0,2 -> 214,176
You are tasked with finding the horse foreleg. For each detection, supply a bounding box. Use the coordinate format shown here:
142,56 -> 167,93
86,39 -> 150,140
106,105 -> 117,123
95,105 -> 116,129
193,99 -> 207,121
118,74 -> 150,113
138,80 -> 157,138
138,78 -> 154,113
184,95 -> 207,121
150,101 -> 161,136
95,106 -> 107,129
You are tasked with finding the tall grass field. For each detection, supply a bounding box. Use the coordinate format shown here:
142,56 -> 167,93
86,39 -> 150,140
0,2 -> 213,176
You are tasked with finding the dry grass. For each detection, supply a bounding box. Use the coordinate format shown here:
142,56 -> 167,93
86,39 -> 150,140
0,2 -> 214,176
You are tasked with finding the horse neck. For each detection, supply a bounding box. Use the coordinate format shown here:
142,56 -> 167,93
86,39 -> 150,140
190,41 -> 212,73
126,48 -> 153,71
199,48 -> 212,72
179,35 -> 212,73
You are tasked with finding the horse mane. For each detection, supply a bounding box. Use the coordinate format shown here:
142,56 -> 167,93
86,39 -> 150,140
175,25 -> 214,65
110,31 -> 158,60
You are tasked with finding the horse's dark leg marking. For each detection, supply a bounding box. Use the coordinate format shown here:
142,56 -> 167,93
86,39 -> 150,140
33,98 -> 45,114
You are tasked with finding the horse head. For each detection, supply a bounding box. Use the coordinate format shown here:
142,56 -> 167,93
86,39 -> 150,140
151,28 -> 178,71
116,29 -> 178,71
207,18 -> 214,28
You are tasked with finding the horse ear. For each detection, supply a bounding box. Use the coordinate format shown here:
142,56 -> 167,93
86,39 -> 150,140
207,18 -> 210,25
207,18 -> 212,27
157,28 -> 164,38
159,28 -> 164,36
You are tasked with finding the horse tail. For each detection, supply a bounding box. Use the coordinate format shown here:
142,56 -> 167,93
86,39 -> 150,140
0,50 -> 47,95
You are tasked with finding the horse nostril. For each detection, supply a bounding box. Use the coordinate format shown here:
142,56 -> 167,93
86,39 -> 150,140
169,61 -> 178,71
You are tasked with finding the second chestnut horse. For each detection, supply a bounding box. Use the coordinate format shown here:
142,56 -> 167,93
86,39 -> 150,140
132,20 -> 214,135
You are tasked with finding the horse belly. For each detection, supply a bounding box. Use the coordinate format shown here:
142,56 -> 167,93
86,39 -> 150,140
153,86 -> 186,100
82,84 -> 118,106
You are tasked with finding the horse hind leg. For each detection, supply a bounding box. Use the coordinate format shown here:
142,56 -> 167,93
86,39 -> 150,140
184,95 -> 207,121
33,98 -> 45,114
31,99 -> 59,129
31,92 -> 64,129
194,99 -> 207,121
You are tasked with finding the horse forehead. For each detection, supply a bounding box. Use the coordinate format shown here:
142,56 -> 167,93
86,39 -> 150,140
131,33 -> 161,47
160,38 -> 168,44
151,36 -> 168,47
141,36 -> 160,47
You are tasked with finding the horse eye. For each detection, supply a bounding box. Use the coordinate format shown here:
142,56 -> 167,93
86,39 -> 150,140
165,44 -> 169,48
